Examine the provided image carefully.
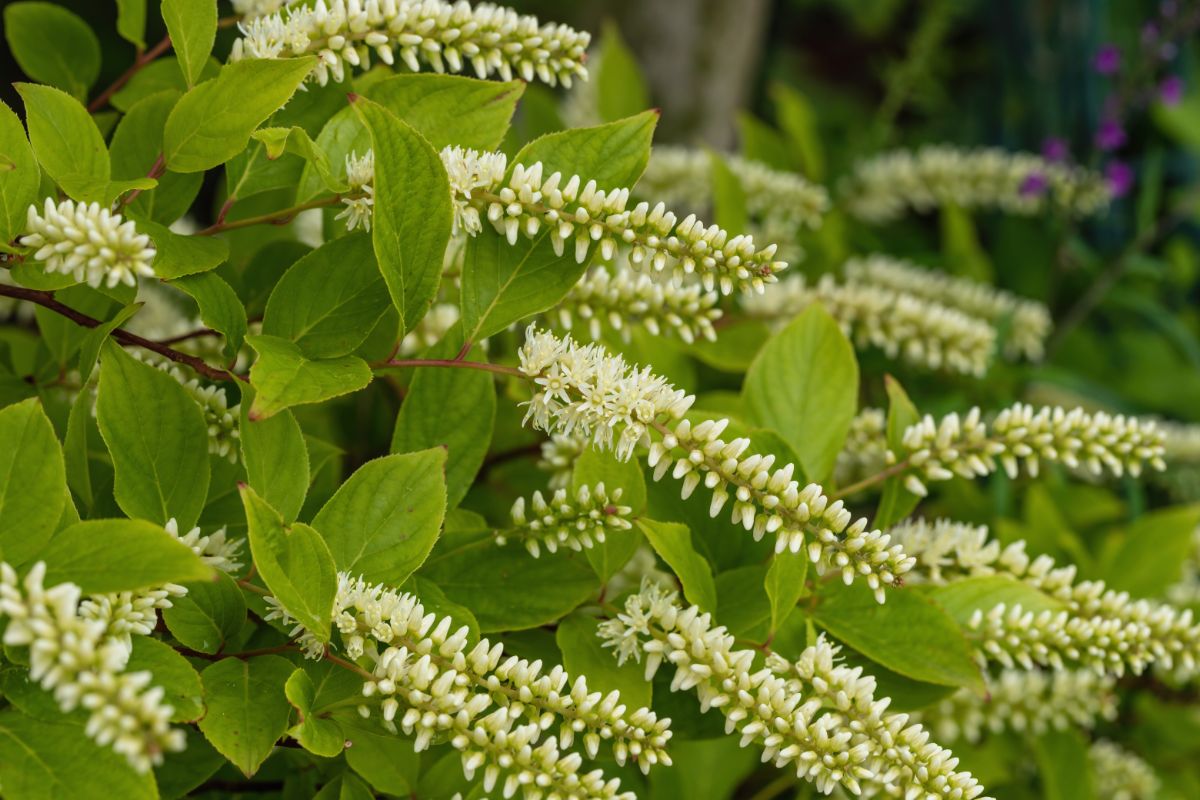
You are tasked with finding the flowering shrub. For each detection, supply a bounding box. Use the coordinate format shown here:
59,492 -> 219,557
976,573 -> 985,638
0,1 -> 1197,798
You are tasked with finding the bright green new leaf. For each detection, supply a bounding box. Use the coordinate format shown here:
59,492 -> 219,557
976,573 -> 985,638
0,399 -> 66,566
198,655 -> 294,777
1032,729 -> 1096,800
872,375 -> 922,528
313,449 -> 448,584
15,82 -> 109,202
137,218 -> 229,279
263,233 -> 390,358
557,613 -> 651,707
351,95 -> 452,334
161,0 -> 217,88
162,572 -> 247,655
637,518 -> 717,612
41,518 -> 213,593
96,342 -> 211,528
240,390 -> 310,523
1102,504 -> 1200,597
0,100 -> 39,245
241,485 -> 337,644
108,90 -> 204,224
710,151 -> 748,234
594,21 -> 649,123
744,306 -> 859,483
164,57 -> 316,173
4,3 -> 100,99
285,669 -> 346,757
115,0 -> 147,49
928,574 -> 1065,624
127,637 -> 204,722
246,334 -> 373,419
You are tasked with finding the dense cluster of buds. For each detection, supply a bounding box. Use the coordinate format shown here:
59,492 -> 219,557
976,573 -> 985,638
843,255 -> 1052,361
599,583 -> 989,798
277,573 -> 669,797
921,669 -> 1117,744
742,274 -> 997,376
839,145 -> 1111,223
1089,740 -> 1160,800
833,408 -> 888,488
232,0 -> 590,88
537,432 -> 588,490
19,198 -> 156,289
497,482 -> 635,557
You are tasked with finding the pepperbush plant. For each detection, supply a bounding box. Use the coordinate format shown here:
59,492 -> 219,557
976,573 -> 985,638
0,1 -> 1197,799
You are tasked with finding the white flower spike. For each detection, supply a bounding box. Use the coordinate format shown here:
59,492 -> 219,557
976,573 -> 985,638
20,198 -> 156,289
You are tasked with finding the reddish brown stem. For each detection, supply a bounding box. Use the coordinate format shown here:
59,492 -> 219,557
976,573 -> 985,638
88,34 -> 174,114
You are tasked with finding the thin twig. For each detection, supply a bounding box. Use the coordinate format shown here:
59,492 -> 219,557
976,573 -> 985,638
87,34 -> 173,114
195,196 -> 340,236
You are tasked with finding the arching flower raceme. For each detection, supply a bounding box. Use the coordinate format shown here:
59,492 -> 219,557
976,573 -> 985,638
335,150 -> 375,232
833,408 -> 889,488
891,404 -> 1167,497
19,198 -> 156,289
0,562 -> 185,772
231,0 -> 590,88
889,518 -> 1200,676
1089,740 -> 1160,800
843,254 -> 1052,361
920,669 -> 1117,744
840,145 -> 1111,223
498,482 -> 635,557
598,583 -> 989,798
516,327 -> 913,600
271,573 -> 669,797
741,274 -> 997,376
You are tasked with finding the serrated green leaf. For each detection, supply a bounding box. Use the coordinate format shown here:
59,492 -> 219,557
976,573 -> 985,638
556,613 -> 651,707
314,449 -> 448,584
127,637 -> 204,722
115,0 -> 147,49
109,90 -> 203,223
765,552 -> 808,633
95,342 -> 211,527
252,126 -> 347,194
0,100 -> 39,244
41,518 -> 213,592
246,334 -> 372,419
161,0 -> 216,88
77,303 -> 140,383
285,669 -> 346,757
927,574 -> 1065,624
164,57 -> 316,173
240,391 -> 309,524
162,571 -> 247,655
744,306 -> 858,483
4,3 -> 100,100
0,399 -> 66,565
63,389 -> 94,510
198,655 -> 294,777
339,717 -> 421,795
638,518 -> 717,612
241,485 -> 337,643
135,218 -> 229,279
1101,504 -> 1200,598
15,82 -> 109,202
171,271 -> 248,361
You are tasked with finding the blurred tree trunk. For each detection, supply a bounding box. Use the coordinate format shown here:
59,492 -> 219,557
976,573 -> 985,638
612,0 -> 771,148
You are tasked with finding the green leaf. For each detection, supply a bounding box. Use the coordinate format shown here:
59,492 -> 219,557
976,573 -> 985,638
127,637 -> 204,722
263,233 -> 390,358
744,306 -> 858,483
41,518 -> 213,593
391,340 -> 494,509
770,83 -> 825,181
198,655 -> 294,777
252,126 -> 347,193
873,375 -> 922,528
0,710 -> 156,800
459,112 -> 657,342
314,449 -> 448,584
172,271 -> 249,360
0,399 -> 66,565
96,342 -> 211,527
164,57 -> 316,173
717,564 -> 771,639
78,303 -> 140,383
15,82 -> 109,202
339,717 -> 421,795
162,572 -> 247,655
571,447 -> 646,581
240,393 -> 309,523
765,552 -> 808,634
285,669 -> 347,757
4,3 -> 100,99
314,774 -> 375,800
241,485 -> 337,644
0,100 -> 40,245
1101,504 -> 1200,598
420,542 -> 598,632
405,574 -> 480,643
556,613 -> 651,707
928,575 -> 1065,623
63,389 -> 94,510
812,581 -> 984,690
115,0 -> 147,49
161,0 -> 216,88
246,334 -> 372,419
594,21 -> 649,123
940,204 -> 992,283
350,95 -> 452,335
637,519 -> 717,612
108,90 -> 203,225
710,151 -> 748,234
1032,729 -> 1096,800
112,56 -> 220,113
135,218 -> 229,279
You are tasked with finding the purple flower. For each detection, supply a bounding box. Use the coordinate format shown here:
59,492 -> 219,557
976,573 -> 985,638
1019,172 -> 1049,198
1041,137 -> 1070,162
1094,44 -> 1121,76
1105,161 -> 1134,197
1160,75 -> 1184,105
1095,118 -> 1127,151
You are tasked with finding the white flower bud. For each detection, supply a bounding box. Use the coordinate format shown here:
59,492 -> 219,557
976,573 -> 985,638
19,198 -> 156,289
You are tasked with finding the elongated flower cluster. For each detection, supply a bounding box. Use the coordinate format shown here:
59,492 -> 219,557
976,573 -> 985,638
833,408 -> 889,488
839,145 -> 1111,223
133,353 -> 241,462
537,432 -> 588,490
444,146 -> 788,295
0,562 -> 184,772
441,145 -> 510,235
232,0 -> 590,87
742,274 -> 997,376
892,404 -> 1167,497
19,198 -> 156,289
553,265 -> 722,344
498,482 -> 634,557
281,574 -> 668,797
920,669 -> 1117,744
1089,740 -> 1160,800
890,518 -> 1200,676
843,254 -> 1052,361
599,583 -> 988,798
335,150 -> 375,232
638,146 -> 831,232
